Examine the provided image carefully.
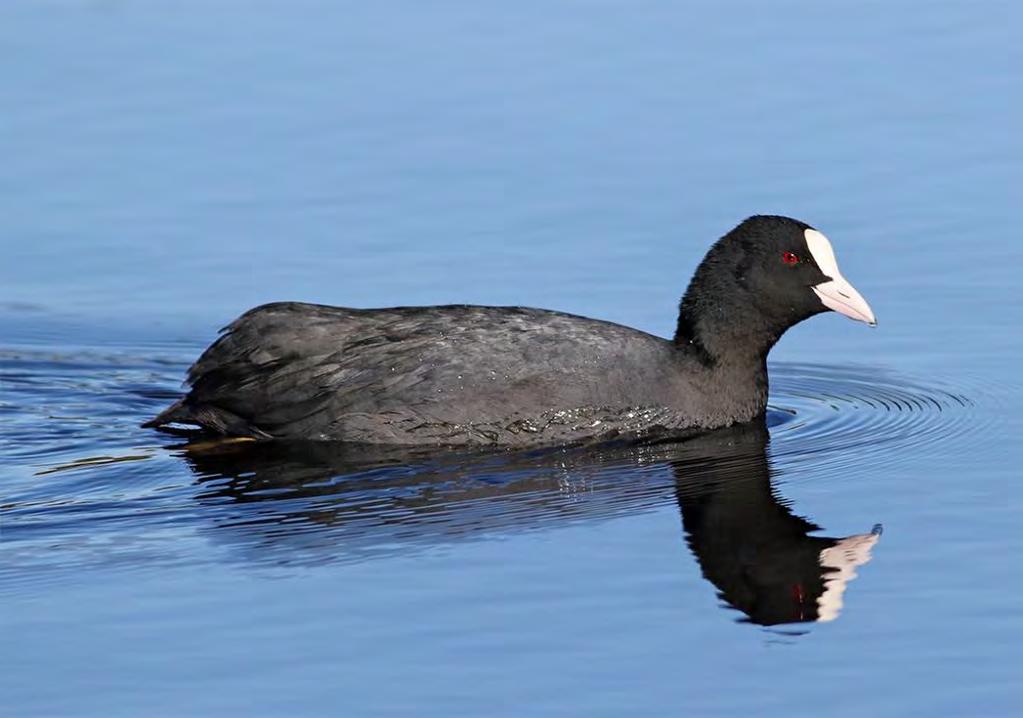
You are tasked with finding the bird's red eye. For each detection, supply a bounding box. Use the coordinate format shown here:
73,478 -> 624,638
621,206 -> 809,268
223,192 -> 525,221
782,252 -> 799,265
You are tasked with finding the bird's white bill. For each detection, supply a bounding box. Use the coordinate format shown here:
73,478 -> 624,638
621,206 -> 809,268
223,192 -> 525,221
812,278 -> 877,326
805,229 -> 877,326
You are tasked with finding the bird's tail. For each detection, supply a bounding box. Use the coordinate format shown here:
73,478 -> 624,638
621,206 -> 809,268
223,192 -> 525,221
142,399 -> 272,439
141,399 -> 191,429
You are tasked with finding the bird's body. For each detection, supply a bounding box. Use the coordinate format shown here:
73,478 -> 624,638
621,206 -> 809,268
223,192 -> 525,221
145,216 -> 876,446
148,302 -> 767,445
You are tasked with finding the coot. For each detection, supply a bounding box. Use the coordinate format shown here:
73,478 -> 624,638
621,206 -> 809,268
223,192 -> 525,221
144,216 -> 875,445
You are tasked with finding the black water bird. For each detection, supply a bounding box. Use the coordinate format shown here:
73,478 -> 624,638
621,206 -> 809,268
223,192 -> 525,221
145,216 -> 876,445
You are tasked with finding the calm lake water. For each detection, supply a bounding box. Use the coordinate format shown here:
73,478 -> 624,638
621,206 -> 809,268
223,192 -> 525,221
3,2 -> 1022,716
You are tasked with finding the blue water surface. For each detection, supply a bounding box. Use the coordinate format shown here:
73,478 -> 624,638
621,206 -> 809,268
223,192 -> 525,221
3,2 -> 1022,716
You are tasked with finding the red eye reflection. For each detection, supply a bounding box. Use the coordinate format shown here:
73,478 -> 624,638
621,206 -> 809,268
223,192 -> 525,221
782,252 -> 800,265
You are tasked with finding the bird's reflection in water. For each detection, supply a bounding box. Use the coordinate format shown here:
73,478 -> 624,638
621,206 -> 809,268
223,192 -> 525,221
672,422 -> 881,625
184,419 -> 879,627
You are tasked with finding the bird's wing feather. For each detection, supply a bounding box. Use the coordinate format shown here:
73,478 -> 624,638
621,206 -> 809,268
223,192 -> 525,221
171,302 -> 669,440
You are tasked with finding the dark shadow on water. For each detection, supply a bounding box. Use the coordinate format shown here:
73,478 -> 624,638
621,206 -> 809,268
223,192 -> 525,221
184,419 -> 879,627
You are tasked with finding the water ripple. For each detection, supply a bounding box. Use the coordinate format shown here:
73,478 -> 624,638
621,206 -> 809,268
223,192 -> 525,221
767,362 -> 988,475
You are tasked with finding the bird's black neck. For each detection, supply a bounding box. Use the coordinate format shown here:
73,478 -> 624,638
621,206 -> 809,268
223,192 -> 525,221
672,300 -> 785,370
